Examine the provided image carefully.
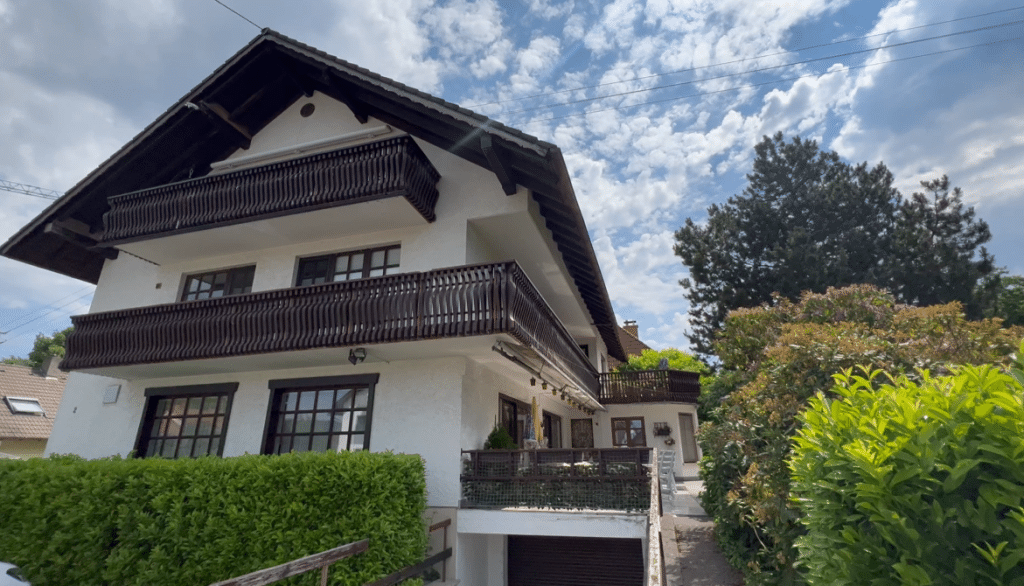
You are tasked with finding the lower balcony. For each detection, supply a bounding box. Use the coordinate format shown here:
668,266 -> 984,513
598,370 -> 700,404
460,448 -> 652,513
62,261 -> 597,396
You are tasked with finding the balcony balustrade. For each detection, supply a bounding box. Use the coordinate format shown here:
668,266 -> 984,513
460,448 -> 652,512
598,370 -> 700,404
62,261 -> 598,397
101,136 -> 441,244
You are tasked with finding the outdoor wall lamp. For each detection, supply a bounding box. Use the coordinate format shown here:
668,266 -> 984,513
348,348 -> 367,365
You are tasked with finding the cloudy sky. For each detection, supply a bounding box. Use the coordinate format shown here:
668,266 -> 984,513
1,0 -> 1022,359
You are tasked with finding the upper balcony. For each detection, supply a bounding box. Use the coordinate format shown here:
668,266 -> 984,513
598,370 -> 701,404
98,136 -> 440,262
62,261 -> 598,396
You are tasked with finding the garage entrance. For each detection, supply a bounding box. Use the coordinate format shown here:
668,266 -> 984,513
507,535 -> 643,586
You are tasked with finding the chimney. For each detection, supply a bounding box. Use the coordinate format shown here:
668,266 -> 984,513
39,355 -> 62,378
622,320 -> 639,339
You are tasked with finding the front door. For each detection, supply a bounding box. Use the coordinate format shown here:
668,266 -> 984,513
680,413 -> 698,462
570,418 -> 594,448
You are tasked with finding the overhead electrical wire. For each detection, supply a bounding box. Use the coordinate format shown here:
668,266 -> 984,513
498,17 -> 1024,117
0,286 -> 95,335
467,3 -> 1024,109
212,0 -> 262,31
532,33 -> 1023,123
0,288 -> 95,345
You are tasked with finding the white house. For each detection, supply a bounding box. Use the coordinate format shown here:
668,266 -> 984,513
0,30 -> 700,586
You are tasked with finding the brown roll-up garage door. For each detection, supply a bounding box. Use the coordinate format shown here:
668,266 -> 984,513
508,535 -> 644,586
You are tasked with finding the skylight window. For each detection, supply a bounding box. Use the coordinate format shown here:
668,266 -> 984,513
4,397 -> 45,416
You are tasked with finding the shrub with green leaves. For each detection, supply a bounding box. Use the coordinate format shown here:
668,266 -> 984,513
791,362 -> 1024,585
698,284 -> 1024,585
0,451 -> 427,586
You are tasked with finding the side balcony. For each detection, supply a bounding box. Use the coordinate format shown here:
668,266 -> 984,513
598,370 -> 701,404
460,448 -> 652,513
62,261 -> 597,396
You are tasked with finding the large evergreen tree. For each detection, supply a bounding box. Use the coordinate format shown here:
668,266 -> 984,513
674,132 -> 900,356
890,175 -> 994,316
674,133 -> 995,357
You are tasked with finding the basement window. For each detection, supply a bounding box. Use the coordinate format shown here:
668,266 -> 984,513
4,396 -> 45,416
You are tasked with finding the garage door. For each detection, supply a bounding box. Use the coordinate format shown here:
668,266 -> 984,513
508,535 -> 644,586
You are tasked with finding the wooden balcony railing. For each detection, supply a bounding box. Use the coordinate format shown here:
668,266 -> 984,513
62,261 -> 598,397
598,370 -> 701,404
101,136 -> 441,244
460,448 -> 652,512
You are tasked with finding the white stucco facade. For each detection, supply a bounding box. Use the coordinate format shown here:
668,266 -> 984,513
40,87 -> 687,584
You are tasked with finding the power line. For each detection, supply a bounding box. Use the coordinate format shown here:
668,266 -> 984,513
501,18 -> 1024,117
212,0 -> 262,31
532,33 -> 1023,123
0,286 -> 95,339
468,4 -> 1024,109
0,179 -> 61,200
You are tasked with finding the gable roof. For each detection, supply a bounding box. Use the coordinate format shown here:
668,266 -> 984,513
0,29 -> 625,361
0,363 -> 67,440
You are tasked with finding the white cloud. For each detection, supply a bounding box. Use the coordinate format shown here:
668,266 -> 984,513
593,229 -> 684,316
325,0 -> 443,92
528,0 -> 574,20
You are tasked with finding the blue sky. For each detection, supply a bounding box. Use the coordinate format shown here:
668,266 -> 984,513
1,0 -> 1022,359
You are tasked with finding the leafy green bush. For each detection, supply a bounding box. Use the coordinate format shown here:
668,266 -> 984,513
698,285 -> 1024,585
483,424 -> 517,449
791,362 -> 1024,585
0,451 -> 427,586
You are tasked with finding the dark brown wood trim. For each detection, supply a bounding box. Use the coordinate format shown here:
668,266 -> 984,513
135,382 -> 239,458
143,382 -> 240,397
611,416 -> 647,448
267,373 -> 380,390
63,261 -> 599,398
480,134 -> 516,195
198,100 -> 253,149
263,374 -> 379,455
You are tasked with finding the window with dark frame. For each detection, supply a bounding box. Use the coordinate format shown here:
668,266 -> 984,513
264,374 -> 378,454
181,265 -> 255,301
542,411 -> 562,448
499,394 -> 531,446
296,245 -> 400,286
135,383 -> 237,459
611,416 -> 647,447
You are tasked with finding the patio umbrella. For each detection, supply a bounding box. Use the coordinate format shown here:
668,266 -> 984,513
532,396 -> 543,445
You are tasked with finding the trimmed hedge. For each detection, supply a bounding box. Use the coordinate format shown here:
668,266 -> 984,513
0,451 -> 427,586
791,364 -> 1024,585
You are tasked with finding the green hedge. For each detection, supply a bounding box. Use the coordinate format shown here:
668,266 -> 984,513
791,364 -> 1024,585
0,451 -> 427,586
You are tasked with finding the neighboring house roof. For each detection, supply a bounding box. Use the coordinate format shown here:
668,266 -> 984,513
0,28 -> 626,362
607,322 -> 654,369
0,359 -> 67,440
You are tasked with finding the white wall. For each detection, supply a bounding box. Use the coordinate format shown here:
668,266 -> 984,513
597,403 -> 700,478
47,357 -> 467,507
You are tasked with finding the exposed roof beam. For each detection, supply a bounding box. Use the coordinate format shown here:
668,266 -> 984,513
317,71 -> 370,123
198,101 -> 252,150
480,134 -> 517,196
44,223 -> 118,260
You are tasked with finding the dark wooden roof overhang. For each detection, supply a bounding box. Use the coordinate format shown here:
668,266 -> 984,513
0,29 -> 626,361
